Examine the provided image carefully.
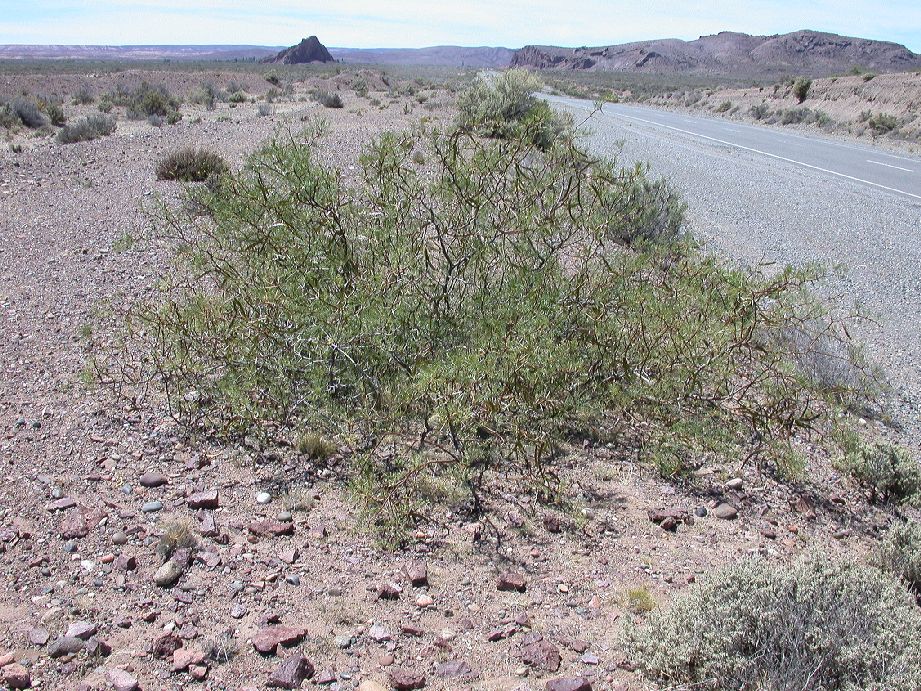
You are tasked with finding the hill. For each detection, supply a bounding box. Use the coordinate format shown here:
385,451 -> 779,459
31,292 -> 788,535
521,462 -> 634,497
512,30 -> 921,77
263,36 -> 335,64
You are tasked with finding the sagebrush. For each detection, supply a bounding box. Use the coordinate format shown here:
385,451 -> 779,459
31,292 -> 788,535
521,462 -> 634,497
156,147 -> 228,182
57,115 -> 116,144
876,520 -> 921,595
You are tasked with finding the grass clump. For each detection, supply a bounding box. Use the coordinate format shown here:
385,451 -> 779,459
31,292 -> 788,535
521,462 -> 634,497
157,516 -> 197,560
876,520 -> 921,596
625,556 -> 921,690
57,115 -> 116,144
123,82 -> 180,120
296,432 -> 337,460
456,69 -> 570,150
102,115 -> 874,538
156,147 -> 228,182
625,586 -> 655,614
312,89 -> 343,108
72,86 -> 95,105
835,434 -> 921,505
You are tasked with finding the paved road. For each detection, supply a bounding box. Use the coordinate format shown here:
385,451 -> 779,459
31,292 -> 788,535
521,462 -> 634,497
547,95 -> 921,445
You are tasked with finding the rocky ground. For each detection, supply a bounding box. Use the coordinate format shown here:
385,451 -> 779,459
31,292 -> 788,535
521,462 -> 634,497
0,66 -> 913,691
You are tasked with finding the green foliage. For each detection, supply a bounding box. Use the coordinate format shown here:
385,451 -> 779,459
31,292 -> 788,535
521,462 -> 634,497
835,434 -> 921,505
715,100 -> 732,113
156,147 -> 228,182
296,432 -> 337,460
456,69 -> 571,150
97,96 -> 113,113
11,98 -> 46,128
750,103 -> 771,120
867,113 -> 899,134
57,115 -> 116,144
626,586 -> 656,613
189,83 -> 217,110
72,86 -> 95,105
792,76 -> 812,103
312,90 -> 343,108
107,120 -> 870,534
625,556 -> 921,690
0,102 -> 18,129
45,102 -> 66,126
876,520 -> 921,595
264,70 -> 280,86
123,81 -> 180,119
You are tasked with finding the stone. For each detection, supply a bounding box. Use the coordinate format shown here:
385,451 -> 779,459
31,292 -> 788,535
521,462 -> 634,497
48,636 -> 86,658
59,510 -> 89,539
497,572 -> 527,592
712,503 -> 738,520
357,683 -> 388,691
725,478 -> 744,491
48,497 -> 77,511
151,632 -> 183,658
154,560 -> 184,587
115,554 -> 137,571
1,663 -> 31,689
28,627 -> 50,646
172,647 -> 206,671
407,563 -> 428,587
112,531 -> 128,546
141,501 -> 163,513
415,594 -> 434,608
659,516 -> 678,532
198,512 -> 218,537
256,492 -> 272,505
377,583 -> 402,600
252,626 -> 307,655
268,655 -> 314,689
249,520 -> 294,538
278,548 -> 298,564
105,668 -> 139,691
435,659 -> 472,678
187,490 -> 219,509
521,640 -> 561,672
368,624 -> 391,643
545,678 -> 593,691
389,668 -> 426,690
65,621 -> 97,640
139,472 -> 168,488
189,665 -> 208,681
85,638 -> 112,657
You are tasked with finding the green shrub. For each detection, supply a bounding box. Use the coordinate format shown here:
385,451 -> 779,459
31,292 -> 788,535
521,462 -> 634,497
311,90 -> 343,108
835,434 -> 921,505
265,70 -> 280,86
625,556 -> 921,690
97,97 -> 113,113
156,147 -> 228,182
73,86 -> 95,105
792,76 -> 812,103
190,83 -> 217,110
126,82 -> 180,119
456,69 -> 570,150
749,103 -> 770,120
876,520 -> 921,595
715,100 -> 732,113
0,102 -> 18,129
45,102 -> 66,126
868,113 -> 899,134
57,115 -> 116,144
227,91 -> 248,104
12,98 -> 46,128
108,121 -> 867,535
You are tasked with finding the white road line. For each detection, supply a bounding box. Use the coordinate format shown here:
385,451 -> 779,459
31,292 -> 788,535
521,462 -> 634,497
605,109 -> 921,202
867,160 -> 914,172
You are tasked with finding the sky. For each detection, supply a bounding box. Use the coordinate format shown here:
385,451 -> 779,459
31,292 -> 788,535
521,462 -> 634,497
1,0 -> 919,52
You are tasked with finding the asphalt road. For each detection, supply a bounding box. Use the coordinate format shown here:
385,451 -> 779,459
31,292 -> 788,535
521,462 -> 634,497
548,95 -> 921,444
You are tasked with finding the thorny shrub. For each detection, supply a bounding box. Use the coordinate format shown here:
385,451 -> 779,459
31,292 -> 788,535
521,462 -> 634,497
102,118 -> 873,537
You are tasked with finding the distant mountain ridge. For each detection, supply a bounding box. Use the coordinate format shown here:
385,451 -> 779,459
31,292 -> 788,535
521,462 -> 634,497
0,44 -> 281,60
329,46 -> 514,68
511,30 -> 921,76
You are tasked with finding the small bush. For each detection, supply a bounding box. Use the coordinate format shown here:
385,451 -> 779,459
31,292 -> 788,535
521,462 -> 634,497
312,90 -> 343,108
57,115 -> 116,144
876,520 -> 921,596
868,113 -> 899,134
296,432 -> 337,460
12,98 -> 46,128
97,97 -> 113,113
836,436 -> 921,505
156,147 -> 228,182
749,103 -> 770,120
265,71 -> 280,86
190,83 -> 217,110
0,102 -> 18,129
715,100 -> 732,113
625,586 -> 655,613
45,102 -> 66,126
257,103 -> 273,117
126,82 -> 180,119
792,76 -> 812,103
157,516 -> 197,560
227,91 -> 248,104
73,86 -> 95,105
625,556 -> 921,690
147,114 -> 165,127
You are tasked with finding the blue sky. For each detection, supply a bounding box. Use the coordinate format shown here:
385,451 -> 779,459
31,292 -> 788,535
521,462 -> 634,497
1,1 -> 919,51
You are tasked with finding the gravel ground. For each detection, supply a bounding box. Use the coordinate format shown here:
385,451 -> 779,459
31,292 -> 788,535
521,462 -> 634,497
558,99 -> 921,452
0,71 -> 913,691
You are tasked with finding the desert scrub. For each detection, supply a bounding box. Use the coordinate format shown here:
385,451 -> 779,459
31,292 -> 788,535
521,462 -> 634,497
108,121 -> 870,535
876,520 -> 921,595
867,112 -> 899,134
57,115 -> 116,144
625,556 -> 921,690
792,76 -> 812,103
311,89 -> 343,108
835,432 -> 921,505
156,147 -> 228,182
11,98 -> 46,128
123,82 -> 180,119
456,69 -> 571,149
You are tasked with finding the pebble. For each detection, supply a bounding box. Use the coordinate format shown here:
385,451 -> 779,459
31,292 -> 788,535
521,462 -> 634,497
153,560 -> 184,587
725,478 -> 744,491
139,472 -> 168,488
142,500 -> 163,513
285,574 -> 301,586
257,492 -> 272,504
112,531 -> 128,546
268,654 -> 314,689
712,503 -> 738,520
278,511 -> 293,523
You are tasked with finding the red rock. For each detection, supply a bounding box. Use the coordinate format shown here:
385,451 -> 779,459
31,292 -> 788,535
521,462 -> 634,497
278,548 -> 298,564
0,653 -> 13,667
252,626 -> 307,655
115,555 -> 137,571
197,511 -> 218,537
545,678 -> 592,691
496,572 -> 527,592
139,472 -> 168,488
66,621 -> 97,640
59,509 -> 89,539
268,654 -> 314,689
400,624 -> 424,637
151,632 -> 183,658
522,640 -> 561,672
172,647 -> 205,671
187,490 -> 219,510
28,628 -> 50,646
0,663 -> 30,689
435,659 -> 472,678
249,520 -> 294,538
105,668 -> 139,691
406,563 -> 428,588
388,668 -> 426,690
189,664 -> 208,681
85,638 -> 112,657
48,497 -> 77,511
378,583 -> 401,600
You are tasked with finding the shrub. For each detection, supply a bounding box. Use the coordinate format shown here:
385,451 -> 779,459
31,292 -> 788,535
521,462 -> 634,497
126,82 -> 179,119
107,121 -> 867,535
312,90 -> 343,108
625,556 -> 921,690
835,435 -> 921,505
625,586 -> 655,613
715,100 -> 732,113
0,102 -> 18,129
12,98 -> 46,128
73,86 -> 95,105
45,102 -> 66,126
156,147 -> 228,182
868,113 -> 899,134
876,520 -> 921,596
296,432 -> 337,460
190,83 -> 217,110
265,71 -> 280,86
227,91 -> 248,104
749,103 -> 770,120
456,69 -> 570,149
257,103 -> 273,117
97,97 -> 113,113
792,76 -> 812,103
157,516 -> 197,560
57,115 -> 116,144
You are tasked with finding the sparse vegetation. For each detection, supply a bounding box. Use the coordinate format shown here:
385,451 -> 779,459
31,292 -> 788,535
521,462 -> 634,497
45,102 -> 66,126
121,81 -> 180,120
876,520 -> 921,596
867,112 -> 899,134
715,100 -> 732,113
835,434 -> 921,505
11,97 -> 46,128
625,556 -> 921,690
312,89 -> 343,108
157,516 -> 197,560
57,115 -> 116,144
625,586 -> 656,613
156,147 -> 228,182
792,76 -> 812,103
296,432 -> 337,460
72,86 -> 95,105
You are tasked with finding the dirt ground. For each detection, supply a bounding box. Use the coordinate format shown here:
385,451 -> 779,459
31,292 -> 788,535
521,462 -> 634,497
0,66 -> 913,691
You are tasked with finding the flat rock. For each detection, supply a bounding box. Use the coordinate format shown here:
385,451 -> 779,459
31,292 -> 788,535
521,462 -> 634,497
268,654 -> 315,689
172,647 -> 206,671
435,659 -> 472,678
28,627 -> 50,646
65,621 -> 97,640
252,626 -> 307,655
48,636 -> 85,658
407,563 -> 428,587
545,678 -> 593,691
389,668 -> 426,690
249,520 -> 294,538
187,490 -> 219,509
106,668 -> 139,691
59,509 -> 89,539
712,503 -> 738,520
139,472 -> 168,488
357,683 -> 388,691
521,640 -> 561,672
496,572 -> 527,592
